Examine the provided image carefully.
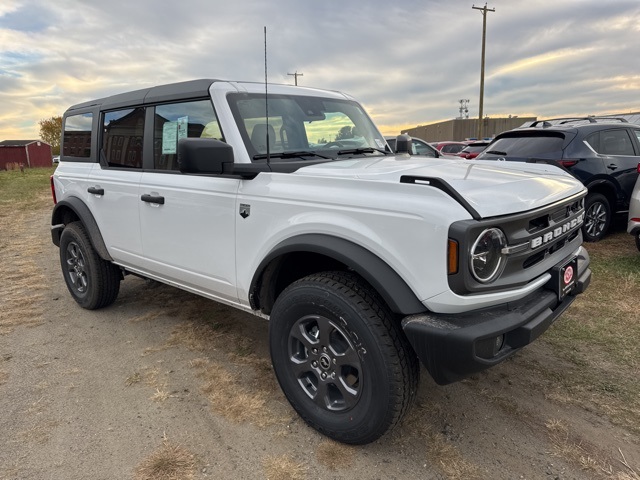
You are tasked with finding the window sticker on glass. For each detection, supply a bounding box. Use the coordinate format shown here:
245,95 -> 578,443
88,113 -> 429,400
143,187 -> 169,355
177,116 -> 188,142
162,121 -> 178,154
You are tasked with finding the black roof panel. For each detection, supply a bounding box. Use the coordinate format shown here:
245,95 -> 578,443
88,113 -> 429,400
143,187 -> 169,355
66,79 -> 219,113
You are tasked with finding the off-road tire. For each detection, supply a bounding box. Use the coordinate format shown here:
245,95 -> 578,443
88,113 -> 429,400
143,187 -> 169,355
59,222 -> 120,310
269,271 -> 419,444
583,193 -> 611,242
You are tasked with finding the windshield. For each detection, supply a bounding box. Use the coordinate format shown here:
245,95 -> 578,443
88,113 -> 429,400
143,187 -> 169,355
227,93 -> 387,160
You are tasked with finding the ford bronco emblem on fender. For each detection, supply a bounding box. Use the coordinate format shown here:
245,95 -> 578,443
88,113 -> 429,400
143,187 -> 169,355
239,204 -> 250,219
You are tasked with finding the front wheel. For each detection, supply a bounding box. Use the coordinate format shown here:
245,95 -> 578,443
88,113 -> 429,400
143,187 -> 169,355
583,193 -> 611,242
59,222 -> 121,309
269,271 -> 419,444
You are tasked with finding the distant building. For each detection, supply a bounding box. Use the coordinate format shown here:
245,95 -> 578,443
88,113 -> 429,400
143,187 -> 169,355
401,116 -> 537,142
0,140 -> 53,170
601,112 -> 640,124
401,111 -> 640,143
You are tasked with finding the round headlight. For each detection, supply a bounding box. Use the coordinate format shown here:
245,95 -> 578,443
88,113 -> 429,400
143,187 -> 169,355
470,228 -> 506,283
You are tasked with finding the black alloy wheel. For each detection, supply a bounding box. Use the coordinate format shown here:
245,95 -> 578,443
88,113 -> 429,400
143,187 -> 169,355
269,271 -> 418,444
59,222 -> 121,309
583,193 -> 611,242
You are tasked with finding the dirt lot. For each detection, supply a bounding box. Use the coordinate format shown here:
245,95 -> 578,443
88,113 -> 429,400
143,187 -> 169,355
1,193 -> 639,479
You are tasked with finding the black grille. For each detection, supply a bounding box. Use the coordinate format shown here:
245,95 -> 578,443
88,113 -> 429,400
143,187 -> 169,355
448,193 -> 586,295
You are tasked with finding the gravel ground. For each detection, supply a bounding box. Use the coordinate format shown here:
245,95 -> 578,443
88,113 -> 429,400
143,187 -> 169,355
0,206 -> 638,480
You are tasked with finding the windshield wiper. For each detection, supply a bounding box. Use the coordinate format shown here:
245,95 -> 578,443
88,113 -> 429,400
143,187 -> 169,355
335,147 -> 389,156
485,150 -> 507,156
253,151 -> 331,161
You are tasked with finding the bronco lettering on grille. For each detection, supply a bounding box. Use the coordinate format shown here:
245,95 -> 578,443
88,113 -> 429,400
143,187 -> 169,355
530,212 -> 585,249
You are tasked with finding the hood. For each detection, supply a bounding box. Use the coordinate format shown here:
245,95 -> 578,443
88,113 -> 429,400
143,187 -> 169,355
296,156 -> 586,218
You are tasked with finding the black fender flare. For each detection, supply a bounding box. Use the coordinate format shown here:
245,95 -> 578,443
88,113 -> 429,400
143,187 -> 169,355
250,234 -> 426,315
51,197 -> 112,261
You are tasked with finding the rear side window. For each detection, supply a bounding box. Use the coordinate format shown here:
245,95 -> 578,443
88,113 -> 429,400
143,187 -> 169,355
154,100 -> 221,170
102,108 -> 145,168
63,113 -> 93,158
488,134 -> 565,157
591,129 -> 635,156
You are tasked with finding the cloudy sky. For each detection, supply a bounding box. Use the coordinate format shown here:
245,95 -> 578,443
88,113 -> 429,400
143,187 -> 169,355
1,0 -> 639,140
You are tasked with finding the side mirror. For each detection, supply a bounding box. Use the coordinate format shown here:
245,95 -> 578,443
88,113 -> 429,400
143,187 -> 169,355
395,134 -> 413,154
178,138 -> 234,174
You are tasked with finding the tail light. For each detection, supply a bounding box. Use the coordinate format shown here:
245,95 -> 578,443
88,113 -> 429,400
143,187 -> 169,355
50,175 -> 57,204
637,163 -> 640,173
559,159 -> 579,168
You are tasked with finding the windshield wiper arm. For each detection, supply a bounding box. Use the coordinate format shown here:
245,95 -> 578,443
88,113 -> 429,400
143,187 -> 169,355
336,147 -> 389,156
485,150 -> 507,156
253,151 -> 331,160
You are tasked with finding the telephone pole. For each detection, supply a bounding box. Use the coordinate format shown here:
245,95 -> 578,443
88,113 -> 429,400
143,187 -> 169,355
472,3 -> 494,139
287,71 -> 304,86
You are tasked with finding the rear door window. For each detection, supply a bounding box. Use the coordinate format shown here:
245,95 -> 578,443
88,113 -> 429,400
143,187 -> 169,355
102,108 -> 145,168
597,129 -> 635,156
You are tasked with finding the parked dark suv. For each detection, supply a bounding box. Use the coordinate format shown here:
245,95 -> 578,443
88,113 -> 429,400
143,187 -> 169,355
477,117 -> 640,241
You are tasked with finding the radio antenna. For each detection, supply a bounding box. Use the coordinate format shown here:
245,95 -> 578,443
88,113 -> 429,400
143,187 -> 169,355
264,26 -> 270,166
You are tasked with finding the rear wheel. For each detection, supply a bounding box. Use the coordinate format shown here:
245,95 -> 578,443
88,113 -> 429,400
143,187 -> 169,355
59,222 -> 121,309
269,271 -> 419,444
583,193 -> 611,242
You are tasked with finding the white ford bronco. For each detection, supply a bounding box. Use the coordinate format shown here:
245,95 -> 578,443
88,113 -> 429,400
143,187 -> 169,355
51,79 -> 591,444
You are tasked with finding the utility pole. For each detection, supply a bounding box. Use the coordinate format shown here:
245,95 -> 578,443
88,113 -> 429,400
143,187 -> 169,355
287,71 -> 303,86
472,3 -> 494,139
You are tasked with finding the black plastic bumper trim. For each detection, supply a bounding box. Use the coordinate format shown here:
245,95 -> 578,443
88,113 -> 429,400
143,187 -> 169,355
402,266 -> 591,385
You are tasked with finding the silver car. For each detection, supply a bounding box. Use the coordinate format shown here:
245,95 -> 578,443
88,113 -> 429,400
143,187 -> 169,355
627,170 -> 640,250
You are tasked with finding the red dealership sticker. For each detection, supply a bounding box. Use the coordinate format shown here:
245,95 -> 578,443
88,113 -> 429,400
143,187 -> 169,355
563,265 -> 574,285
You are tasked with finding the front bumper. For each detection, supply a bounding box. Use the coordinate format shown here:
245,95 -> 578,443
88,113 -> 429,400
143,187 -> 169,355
402,247 -> 591,385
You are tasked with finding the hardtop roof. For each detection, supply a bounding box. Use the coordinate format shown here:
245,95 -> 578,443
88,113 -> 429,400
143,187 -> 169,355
66,79 -> 219,113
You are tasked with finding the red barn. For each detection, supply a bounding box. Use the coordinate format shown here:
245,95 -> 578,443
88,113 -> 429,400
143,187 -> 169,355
0,140 -> 53,170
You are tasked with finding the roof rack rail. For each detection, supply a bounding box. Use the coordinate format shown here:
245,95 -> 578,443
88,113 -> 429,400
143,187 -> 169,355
525,116 -> 629,128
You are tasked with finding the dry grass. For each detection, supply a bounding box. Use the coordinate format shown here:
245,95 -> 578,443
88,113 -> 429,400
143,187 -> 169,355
0,210 -> 47,335
541,232 -> 640,435
263,454 -> 308,480
315,440 -> 357,470
190,356 -> 286,427
399,401 -> 484,480
126,372 -> 142,386
133,435 -> 196,480
18,419 -> 60,445
0,170 -> 53,333
545,419 -> 640,479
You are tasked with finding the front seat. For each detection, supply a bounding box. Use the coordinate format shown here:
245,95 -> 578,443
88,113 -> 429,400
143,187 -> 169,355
251,124 -> 276,153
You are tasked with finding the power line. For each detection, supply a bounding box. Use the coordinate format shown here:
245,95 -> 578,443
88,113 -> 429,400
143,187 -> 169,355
472,3 -> 495,139
287,71 -> 304,86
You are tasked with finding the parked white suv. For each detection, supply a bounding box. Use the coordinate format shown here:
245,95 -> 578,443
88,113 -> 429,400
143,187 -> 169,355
51,79 -> 591,444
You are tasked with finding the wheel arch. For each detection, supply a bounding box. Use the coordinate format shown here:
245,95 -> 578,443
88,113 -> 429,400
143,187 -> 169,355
249,234 -> 425,316
51,197 -> 112,261
585,179 -> 618,211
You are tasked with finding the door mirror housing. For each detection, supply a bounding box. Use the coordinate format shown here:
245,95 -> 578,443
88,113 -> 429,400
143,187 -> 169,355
178,138 -> 234,174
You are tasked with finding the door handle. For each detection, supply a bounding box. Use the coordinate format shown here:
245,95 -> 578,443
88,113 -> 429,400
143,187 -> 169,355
141,194 -> 165,205
87,187 -> 104,195
607,164 -> 618,170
